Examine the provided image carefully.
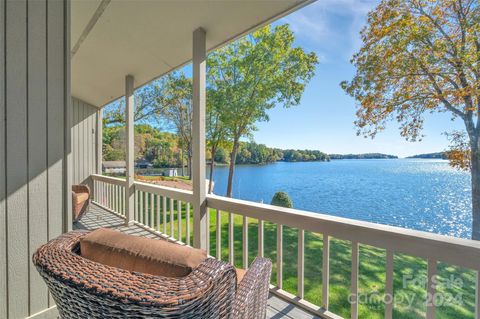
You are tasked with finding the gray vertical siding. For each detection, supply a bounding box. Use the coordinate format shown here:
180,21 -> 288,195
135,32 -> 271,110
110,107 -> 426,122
6,1 -> 29,317
71,97 -> 99,185
27,0 -> 49,314
0,0 -> 6,317
1,0 -> 69,318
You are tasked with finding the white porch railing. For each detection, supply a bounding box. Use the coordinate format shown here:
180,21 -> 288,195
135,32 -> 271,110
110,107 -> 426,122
134,181 -> 193,245
91,174 -> 480,319
92,174 -> 126,217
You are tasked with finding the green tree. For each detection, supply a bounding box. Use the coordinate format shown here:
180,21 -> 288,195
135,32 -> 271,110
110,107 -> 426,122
341,0 -> 480,239
158,73 -> 193,178
271,191 -> 293,208
206,89 -> 230,193
103,83 -> 166,125
208,24 -> 318,197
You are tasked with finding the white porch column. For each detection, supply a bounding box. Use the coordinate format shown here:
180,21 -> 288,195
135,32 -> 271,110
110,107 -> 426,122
96,108 -> 103,174
125,75 -> 135,225
192,27 -> 207,249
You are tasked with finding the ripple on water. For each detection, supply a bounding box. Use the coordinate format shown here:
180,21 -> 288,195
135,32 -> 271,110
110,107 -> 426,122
211,159 -> 472,239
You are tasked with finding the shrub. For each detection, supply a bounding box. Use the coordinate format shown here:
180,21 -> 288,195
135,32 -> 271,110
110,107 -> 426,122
271,191 -> 293,208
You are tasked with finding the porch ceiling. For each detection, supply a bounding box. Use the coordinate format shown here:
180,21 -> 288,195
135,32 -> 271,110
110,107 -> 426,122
71,0 -> 313,108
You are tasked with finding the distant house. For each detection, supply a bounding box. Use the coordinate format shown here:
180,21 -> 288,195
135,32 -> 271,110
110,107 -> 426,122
135,159 -> 153,169
103,161 -> 126,174
165,169 -> 178,177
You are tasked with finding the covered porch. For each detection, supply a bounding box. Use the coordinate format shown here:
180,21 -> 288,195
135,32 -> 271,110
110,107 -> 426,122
70,0 -> 480,319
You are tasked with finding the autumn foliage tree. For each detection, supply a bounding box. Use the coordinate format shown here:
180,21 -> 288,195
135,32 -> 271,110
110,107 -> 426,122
341,0 -> 480,239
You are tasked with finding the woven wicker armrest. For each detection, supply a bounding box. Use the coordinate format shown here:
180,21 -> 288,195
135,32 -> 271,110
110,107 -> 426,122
33,230 -> 237,318
232,257 -> 272,319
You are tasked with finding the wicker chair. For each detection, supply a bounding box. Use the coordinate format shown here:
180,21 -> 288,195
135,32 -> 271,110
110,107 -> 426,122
72,185 -> 90,222
33,230 -> 272,319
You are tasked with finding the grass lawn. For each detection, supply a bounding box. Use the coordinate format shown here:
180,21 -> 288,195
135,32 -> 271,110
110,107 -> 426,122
138,198 -> 476,319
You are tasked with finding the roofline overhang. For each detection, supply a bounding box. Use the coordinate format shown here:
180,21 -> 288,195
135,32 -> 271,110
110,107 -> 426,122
94,0 -> 316,109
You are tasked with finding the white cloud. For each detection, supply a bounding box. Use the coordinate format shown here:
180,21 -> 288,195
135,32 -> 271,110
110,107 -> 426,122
279,0 -> 379,61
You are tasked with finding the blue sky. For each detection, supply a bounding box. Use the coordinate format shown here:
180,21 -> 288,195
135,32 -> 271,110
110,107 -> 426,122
114,0 -> 466,158
251,0 -> 464,158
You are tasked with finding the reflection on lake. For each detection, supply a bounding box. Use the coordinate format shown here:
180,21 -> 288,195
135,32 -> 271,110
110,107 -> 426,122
211,159 -> 471,238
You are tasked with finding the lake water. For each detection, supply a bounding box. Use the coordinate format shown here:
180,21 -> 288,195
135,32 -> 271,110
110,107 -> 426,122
211,159 -> 472,239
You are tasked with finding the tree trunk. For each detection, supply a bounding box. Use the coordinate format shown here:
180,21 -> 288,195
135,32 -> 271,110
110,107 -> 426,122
226,140 -> 239,198
471,143 -> 480,240
187,143 -> 192,180
188,155 -> 192,180
181,144 -> 184,176
208,146 -> 216,194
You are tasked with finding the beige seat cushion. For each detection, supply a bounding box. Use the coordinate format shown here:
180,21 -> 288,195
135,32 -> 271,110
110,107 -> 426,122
80,228 -> 207,277
74,193 -> 89,203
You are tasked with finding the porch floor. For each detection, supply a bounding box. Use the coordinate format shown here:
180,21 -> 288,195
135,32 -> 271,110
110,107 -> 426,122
74,203 -> 320,319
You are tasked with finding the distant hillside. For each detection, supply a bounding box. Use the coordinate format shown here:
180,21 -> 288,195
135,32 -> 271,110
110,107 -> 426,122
407,152 -> 447,159
329,153 -> 398,160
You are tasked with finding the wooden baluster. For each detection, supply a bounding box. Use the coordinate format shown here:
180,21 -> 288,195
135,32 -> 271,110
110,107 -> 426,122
426,259 -> 437,319
322,235 -> 330,310
385,250 -> 394,319
145,192 -> 148,227
163,196 -> 167,234
146,192 -> 151,227
106,183 -> 109,208
113,185 -> 116,212
110,184 -> 115,211
177,200 -> 182,242
170,198 -> 174,237
186,203 -> 191,246
144,192 -> 148,226
229,213 -> 234,265
206,208 -> 210,255
298,229 -> 305,299
105,183 -> 108,207
106,183 -> 110,208
115,185 -> 118,213
106,183 -> 108,207
103,182 -> 106,206
110,184 -> 113,210
118,185 -> 121,215
216,209 -> 221,260
156,194 -> 160,231
122,186 -> 125,215
277,224 -> 283,289
258,220 -> 264,258
351,241 -> 359,319
118,185 -> 121,214
243,216 -> 248,269
150,193 -> 154,228
139,191 -> 144,224
134,190 -> 138,221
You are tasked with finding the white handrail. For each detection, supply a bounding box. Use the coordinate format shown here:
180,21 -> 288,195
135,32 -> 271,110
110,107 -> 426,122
92,175 -> 480,269
134,181 -> 193,203
91,173 -> 126,186
207,194 -> 480,270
